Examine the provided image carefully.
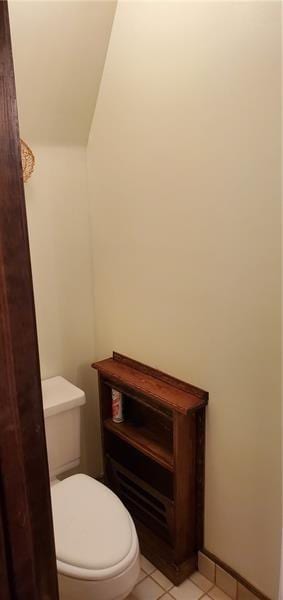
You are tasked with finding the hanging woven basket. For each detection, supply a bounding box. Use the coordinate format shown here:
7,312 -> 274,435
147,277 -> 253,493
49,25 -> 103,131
21,139 -> 35,183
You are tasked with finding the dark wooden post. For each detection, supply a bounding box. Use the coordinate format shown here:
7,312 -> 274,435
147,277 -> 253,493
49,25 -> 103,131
0,2 -> 59,598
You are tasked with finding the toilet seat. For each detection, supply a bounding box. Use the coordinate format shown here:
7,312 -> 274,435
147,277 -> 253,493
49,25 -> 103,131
51,474 -> 139,581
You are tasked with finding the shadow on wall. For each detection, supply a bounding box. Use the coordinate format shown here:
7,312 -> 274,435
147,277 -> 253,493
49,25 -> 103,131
78,364 -> 103,477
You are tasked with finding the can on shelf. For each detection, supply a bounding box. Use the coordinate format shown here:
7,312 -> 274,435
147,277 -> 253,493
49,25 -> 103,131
112,389 -> 124,423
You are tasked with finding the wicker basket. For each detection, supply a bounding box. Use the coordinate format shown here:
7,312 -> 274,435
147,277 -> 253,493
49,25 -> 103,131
21,139 -> 35,183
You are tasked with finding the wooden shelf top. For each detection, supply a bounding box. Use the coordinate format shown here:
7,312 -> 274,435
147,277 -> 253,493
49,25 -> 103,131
104,418 -> 174,471
93,352 -> 208,415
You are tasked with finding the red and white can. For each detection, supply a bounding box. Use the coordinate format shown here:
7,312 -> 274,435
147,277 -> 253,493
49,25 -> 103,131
112,389 -> 124,423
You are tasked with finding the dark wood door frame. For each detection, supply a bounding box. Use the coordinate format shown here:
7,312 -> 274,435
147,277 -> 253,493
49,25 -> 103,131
0,2 -> 59,598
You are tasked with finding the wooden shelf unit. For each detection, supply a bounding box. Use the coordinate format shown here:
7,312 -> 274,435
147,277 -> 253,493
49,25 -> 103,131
93,352 -> 208,585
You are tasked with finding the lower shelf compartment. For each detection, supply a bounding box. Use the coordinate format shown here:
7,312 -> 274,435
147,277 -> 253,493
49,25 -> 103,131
106,455 -> 174,545
105,431 -> 174,499
136,518 -> 197,586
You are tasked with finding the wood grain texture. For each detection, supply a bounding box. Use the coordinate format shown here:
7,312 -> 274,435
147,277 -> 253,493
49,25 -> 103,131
113,352 -> 208,399
195,408 -> 206,549
93,354 -> 208,415
137,518 -> 197,585
173,412 -> 196,563
0,3 -> 59,598
104,418 -> 174,470
0,493 -> 11,600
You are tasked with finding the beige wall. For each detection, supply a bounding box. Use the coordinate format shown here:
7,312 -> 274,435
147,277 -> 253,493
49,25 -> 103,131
87,2 -> 281,597
25,145 -> 102,475
9,0 -> 117,143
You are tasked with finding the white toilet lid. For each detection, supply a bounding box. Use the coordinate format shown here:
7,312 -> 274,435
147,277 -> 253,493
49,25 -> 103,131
51,474 -> 134,575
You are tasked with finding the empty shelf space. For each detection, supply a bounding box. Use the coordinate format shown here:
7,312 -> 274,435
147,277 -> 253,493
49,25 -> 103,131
104,418 -> 174,471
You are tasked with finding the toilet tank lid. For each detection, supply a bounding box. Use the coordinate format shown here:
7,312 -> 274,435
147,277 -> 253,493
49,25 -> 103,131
42,376 -> 86,417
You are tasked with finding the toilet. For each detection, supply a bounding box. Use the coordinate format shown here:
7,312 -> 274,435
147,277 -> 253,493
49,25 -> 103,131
42,376 -> 140,600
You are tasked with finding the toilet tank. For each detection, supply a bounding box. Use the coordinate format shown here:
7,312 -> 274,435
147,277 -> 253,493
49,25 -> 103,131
42,376 -> 86,478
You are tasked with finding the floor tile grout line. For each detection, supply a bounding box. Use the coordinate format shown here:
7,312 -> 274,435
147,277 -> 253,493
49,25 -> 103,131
132,579 -> 228,600
143,573 -> 212,597
136,561 -> 235,600
156,578 -> 213,600
160,591 -> 209,600
148,572 -> 174,593
207,589 -> 234,600
147,568 -> 214,595
133,571 -> 174,599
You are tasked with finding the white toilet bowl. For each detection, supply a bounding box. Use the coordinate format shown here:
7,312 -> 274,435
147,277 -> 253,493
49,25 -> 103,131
51,474 -> 140,600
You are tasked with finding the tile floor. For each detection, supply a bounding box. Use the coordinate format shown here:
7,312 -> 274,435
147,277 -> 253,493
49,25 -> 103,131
128,556 -> 232,600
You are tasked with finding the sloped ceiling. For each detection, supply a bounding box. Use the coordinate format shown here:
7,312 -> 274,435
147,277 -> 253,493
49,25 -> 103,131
9,0 -> 117,144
